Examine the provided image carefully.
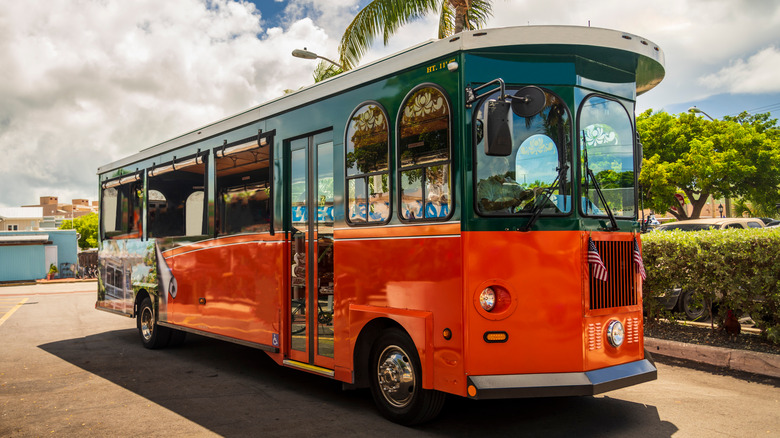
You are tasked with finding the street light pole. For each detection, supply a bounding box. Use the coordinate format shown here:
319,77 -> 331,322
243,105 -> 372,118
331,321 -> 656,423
688,106 -> 715,121
291,48 -> 345,70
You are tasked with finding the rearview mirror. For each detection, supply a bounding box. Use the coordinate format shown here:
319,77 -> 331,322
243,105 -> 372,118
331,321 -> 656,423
485,99 -> 512,156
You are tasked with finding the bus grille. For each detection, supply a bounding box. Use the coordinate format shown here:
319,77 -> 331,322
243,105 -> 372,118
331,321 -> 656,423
589,240 -> 638,310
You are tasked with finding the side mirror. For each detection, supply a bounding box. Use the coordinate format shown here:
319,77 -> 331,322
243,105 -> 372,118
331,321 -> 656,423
485,99 -> 512,156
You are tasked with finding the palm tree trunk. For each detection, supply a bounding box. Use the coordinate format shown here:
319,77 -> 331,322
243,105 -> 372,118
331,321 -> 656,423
450,0 -> 471,33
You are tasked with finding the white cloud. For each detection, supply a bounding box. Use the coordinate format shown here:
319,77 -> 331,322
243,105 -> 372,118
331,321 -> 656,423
1,0 -> 780,208
0,0 -> 327,208
698,46 -> 780,94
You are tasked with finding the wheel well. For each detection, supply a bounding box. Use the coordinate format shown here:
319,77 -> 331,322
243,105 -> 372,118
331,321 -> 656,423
352,318 -> 407,389
134,289 -> 151,318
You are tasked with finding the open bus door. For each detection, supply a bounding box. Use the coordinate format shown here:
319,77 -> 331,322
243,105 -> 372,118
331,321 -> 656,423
284,132 -> 335,372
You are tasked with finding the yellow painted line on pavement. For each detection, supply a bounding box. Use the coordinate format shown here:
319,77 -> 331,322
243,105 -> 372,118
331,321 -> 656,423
0,298 -> 28,327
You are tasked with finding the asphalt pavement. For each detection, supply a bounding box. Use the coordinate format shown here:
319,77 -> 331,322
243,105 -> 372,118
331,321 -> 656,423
2,279 -> 779,379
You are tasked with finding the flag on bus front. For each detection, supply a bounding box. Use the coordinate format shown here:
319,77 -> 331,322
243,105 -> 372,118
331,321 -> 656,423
588,238 -> 608,282
633,238 -> 647,281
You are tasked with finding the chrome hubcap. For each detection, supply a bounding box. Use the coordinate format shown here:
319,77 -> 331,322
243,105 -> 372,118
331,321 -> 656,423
377,345 -> 415,408
141,307 -> 154,342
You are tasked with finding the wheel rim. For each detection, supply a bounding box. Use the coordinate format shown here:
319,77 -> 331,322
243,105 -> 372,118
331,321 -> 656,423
376,344 -> 415,408
140,306 -> 154,342
683,292 -> 706,320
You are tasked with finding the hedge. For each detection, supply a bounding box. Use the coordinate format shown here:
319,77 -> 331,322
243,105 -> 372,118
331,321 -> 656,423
642,227 -> 780,341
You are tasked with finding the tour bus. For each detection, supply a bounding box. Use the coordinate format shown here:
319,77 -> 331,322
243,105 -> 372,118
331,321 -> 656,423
96,25 -> 665,425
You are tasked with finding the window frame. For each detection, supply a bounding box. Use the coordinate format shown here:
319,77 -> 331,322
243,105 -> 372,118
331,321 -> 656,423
395,83 -> 454,223
145,152 -> 209,239
575,93 -> 637,219
344,101 -> 392,226
99,171 -> 143,240
213,133 -> 274,236
471,86 -> 574,218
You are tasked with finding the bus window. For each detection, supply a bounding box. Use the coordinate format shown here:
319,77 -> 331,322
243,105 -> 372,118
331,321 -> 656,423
579,96 -> 635,217
398,85 -> 452,221
100,174 -> 142,240
215,140 -> 271,235
475,88 -> 572,216
147,156 -> 207,238
346,102 -> 390,224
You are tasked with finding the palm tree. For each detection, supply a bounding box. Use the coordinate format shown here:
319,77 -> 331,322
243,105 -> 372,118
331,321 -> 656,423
338,0 -> 493,70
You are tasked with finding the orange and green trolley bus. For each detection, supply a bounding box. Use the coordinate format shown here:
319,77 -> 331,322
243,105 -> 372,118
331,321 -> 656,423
96,25 -> 665,424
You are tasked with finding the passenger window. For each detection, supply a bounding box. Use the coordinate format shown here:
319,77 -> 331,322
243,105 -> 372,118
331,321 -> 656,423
215,138 -> 271,235
147,155 -> 207,238
346,103 -> 390,224
747,222 -> 762,228
101,173 -> 142,240
398,85 -> 452,221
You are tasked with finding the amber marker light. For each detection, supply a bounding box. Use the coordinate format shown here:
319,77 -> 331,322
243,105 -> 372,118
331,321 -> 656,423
442,328 -> 452,340
483,331 -> 508,343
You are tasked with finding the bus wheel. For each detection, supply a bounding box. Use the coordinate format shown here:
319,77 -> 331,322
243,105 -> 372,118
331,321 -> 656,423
137,297 -> 170,349
369,329 -> 445,425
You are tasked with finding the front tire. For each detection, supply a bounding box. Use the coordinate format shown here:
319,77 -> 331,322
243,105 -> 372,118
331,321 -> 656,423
137,297 -> 170,349
369,329 -> 445,425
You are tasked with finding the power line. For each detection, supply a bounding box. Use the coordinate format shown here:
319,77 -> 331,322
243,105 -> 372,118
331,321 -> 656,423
726,102 -> 780,116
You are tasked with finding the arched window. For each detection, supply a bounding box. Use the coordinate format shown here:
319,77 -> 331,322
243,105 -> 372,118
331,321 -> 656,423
578,96 -> 634,217
397,85 -> 452,221
345,102 -> 390,224
474,87 -> 572,216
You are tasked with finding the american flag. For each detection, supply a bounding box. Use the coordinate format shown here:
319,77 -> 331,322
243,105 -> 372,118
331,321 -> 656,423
588,238 -> 608,282
633,238 -> 647,281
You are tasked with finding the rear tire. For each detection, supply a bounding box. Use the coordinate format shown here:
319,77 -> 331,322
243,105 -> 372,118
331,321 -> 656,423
368,329 -> 445,425
137,297 -> 171,349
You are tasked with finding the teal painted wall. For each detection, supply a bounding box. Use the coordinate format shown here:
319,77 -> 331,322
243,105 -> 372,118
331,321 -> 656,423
0,230 -> 78,282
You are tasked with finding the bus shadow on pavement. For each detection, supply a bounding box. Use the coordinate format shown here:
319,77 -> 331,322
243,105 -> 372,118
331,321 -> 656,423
39,330 -> 677,437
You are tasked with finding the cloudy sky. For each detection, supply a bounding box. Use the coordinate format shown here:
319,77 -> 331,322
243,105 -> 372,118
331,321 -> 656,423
1,0 -> 779,208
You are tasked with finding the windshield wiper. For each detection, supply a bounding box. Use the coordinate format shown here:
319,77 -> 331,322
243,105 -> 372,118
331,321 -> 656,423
520,163 -> 568,232
585,166 -> 619,231
582,134 -> 619,231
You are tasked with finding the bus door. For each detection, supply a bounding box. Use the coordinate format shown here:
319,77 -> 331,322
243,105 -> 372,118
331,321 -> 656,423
286,132 -> 335,369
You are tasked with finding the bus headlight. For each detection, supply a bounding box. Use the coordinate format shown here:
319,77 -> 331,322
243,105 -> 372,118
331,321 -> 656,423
479,287 -> 496,311
606,320 -> 625,347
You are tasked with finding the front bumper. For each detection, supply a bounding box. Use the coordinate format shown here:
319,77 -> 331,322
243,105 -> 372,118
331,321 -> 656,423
466,357 -> 657,399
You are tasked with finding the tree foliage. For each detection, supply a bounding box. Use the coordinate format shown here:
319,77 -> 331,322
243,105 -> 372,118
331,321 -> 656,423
338,0 -> 493,70
637,110 -> 780,219
59,212 -> 98,250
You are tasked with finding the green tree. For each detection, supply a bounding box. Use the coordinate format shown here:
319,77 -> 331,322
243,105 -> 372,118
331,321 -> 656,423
59,212 -> 98,250
338,0 -> 493,70
638,110 -> 780,219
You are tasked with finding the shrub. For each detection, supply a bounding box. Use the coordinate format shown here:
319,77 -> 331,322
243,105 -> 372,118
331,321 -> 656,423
642,228 -> 780,340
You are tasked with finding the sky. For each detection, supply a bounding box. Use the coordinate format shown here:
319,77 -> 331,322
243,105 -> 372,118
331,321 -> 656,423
1,0 -> 779,209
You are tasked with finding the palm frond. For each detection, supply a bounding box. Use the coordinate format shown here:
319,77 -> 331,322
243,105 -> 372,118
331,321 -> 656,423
339,0 -> 440,70
463,0 -> 492,31
313,61 -> 343,83
438,1 -> 455,39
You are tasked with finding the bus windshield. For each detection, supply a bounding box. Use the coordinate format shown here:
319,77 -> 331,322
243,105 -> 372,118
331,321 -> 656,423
474,88 -> 572,216
579,96 -> 636,217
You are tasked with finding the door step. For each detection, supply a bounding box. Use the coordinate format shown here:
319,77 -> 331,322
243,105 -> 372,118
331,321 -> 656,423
283,359 -> 335,377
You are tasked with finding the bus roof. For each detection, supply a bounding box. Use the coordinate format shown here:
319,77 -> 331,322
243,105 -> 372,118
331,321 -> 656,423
98,25 -> 665,174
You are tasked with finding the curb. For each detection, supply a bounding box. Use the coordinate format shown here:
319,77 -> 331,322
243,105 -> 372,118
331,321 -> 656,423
646,337 -> 780,378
